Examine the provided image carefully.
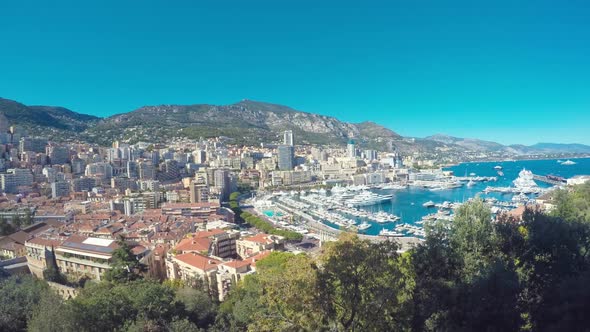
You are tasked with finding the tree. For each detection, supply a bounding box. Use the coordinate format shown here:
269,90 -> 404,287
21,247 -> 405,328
176,287 -> 217,329
410,199 -> 523,332
0,217 -> 15,235
317,233 -> 412,331
0,275 -> 52,332
27,290 -> 75,332
103,236 -> 146,283
250,253 -> 324,331
68,280 -> 182,332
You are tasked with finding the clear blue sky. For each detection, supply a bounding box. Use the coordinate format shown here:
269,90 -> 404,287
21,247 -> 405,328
1,0 -> 589,145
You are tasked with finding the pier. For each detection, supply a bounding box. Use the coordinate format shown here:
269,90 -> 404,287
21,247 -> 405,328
532,174 -> 567,186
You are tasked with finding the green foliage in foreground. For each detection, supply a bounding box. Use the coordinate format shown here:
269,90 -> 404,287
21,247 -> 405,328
0,277 -> 216,332
1,184 -> 590,331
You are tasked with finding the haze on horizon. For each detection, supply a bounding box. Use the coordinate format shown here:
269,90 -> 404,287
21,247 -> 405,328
1,0 -> 589,146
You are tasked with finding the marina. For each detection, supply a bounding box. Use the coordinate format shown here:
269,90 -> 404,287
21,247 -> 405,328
248,158 -> 590,239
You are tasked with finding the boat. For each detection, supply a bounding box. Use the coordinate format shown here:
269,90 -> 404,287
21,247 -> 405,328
561,160 -> 577,165
494,165 -> 503,170
469,172 -> 476,176
379,228 -> 404,237
345,191 -> 394,207
357,221 -> 371,231
423,200 -> 435,208
467,180 -> 475,187
497,171 -> 504,176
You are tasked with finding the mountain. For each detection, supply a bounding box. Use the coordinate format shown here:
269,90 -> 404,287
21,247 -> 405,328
0,97 -> 100,134
86,99 -> 419,152
526,143 -> 590,154
427,134 -> 590,156
1,97 -> 588,159
425,134 -> 506,152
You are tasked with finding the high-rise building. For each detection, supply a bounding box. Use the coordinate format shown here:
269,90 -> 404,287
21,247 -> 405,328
0,168 -> 34,193
283,130 -> 294,146
46,144 -> 69,165
189,181 -> 209,203
277,145 -> 294,171
364,149 -> 378,161
85,162 -> 113,179
347,139 -> 357,158
72,177 -> 96,192
71,157 -> 86,175
138,161 -> 156,180
19,137 -> 47,154
214,169 -> 231,202
51,181 -> 70,198
127,161 -> 138,178
194,150 -> 207,164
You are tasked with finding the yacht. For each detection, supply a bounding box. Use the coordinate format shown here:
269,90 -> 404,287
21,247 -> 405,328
379,228 -> 404,237
497,171 -> 504,177
381,183 -> 408,190
423,200 -> 435,208
494,165 -> 503,170
467,179 -> 475,187
513,168 -> 538,192
357,221 -> 372,231
345,191 -> 394,207
561,160 -> 577,165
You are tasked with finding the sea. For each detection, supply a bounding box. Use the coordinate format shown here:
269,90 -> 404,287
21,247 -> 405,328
348,157 -> 590,236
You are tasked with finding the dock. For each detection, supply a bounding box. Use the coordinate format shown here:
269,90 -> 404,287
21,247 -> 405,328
532,174 -> 567,186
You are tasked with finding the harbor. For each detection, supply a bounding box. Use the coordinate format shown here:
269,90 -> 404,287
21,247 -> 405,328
246,158 -> 590,241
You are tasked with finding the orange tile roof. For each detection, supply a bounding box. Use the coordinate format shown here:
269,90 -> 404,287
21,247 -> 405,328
175,237 -> 210,252
242,233 -> 276,244
174,252 -> 221,271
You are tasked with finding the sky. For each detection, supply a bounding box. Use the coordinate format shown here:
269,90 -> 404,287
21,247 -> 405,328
1,0 -> 589,145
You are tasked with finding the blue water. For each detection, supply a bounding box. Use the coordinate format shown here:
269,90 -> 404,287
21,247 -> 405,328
352,158 -> 590,236
264,210 -> 284,218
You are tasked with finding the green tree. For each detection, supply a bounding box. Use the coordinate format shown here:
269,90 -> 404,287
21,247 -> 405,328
27,290 -> 75,332
0,217 -> 15,235
317,233 -> 412,331
250,253 -> 324,331
103,236 -> 146,283
176,287 -> 217,329
0,275 -> 51,332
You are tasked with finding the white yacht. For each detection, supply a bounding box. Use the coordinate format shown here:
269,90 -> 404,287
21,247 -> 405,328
379,228 -> 404,237
423,200 -> 435,208
345,191 -> 393,207
513,168 -> 538,192
561,160 -> 577,165
357,221 -> 371,231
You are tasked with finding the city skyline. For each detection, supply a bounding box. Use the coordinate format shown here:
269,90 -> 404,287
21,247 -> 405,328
1,1 -> 590,145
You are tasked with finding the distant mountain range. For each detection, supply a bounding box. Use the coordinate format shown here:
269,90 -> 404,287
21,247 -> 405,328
1,97 -> 589,158
426,134 -> 590,155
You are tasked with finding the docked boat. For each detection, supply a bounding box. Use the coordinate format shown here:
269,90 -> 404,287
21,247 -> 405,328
423,200 -> 435,208
467,179 -> 475,187
345,191 -> 393,207
357,221 -> 371,231
379,228 -> 404,237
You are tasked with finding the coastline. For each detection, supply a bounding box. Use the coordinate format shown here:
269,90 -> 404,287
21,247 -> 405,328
447,155 -> 590,167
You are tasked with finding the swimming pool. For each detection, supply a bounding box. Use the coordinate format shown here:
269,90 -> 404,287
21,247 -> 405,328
263,210 -> 284,218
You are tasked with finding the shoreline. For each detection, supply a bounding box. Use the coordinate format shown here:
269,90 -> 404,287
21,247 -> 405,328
445,156 -> 590,168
